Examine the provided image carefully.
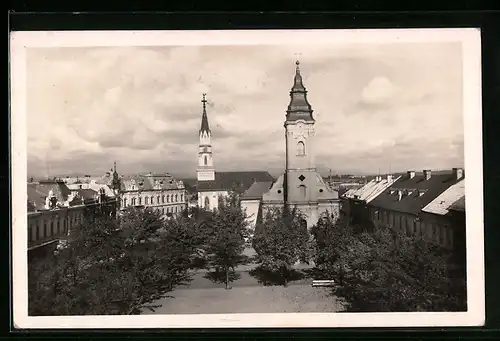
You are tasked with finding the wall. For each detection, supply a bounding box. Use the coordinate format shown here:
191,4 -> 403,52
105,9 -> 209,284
197,190 -> 229,211
27,205 -> 86,256
261,200 -> 340,229
240,199 -> 261,229
368,206 -> 455,250
121,188 -> 187,217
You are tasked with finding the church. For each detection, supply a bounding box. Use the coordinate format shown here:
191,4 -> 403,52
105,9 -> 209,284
250,60 -> 340,228
196,60 -> 340,229
195,94 -> 275,211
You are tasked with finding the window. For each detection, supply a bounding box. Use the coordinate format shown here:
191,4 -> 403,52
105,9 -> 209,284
170,194 -> 174,202
145,197 -> 149,205
180,193 -> 184,202
162,195 -> 165,203
175,194 -> 178,202
162,208 -> 165,214
297,141 -> 306,156
204,196 -> 210,210
46,222 -> 50,238
299,185 -> 306,200
204,155 -> 208,165
167,195 -> 170,203
138,197 -> 142,205
132,197 -> 136,206
413,220 -> 417,235
123,198 -> 127,207
174,206 -> 177,213
56,220 -> 60,235
157,196 -> 160,205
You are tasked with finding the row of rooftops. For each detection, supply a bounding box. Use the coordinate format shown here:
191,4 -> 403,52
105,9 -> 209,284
343,168 -> 465,216
27,171 -> 186,213
27,180 -> 113,213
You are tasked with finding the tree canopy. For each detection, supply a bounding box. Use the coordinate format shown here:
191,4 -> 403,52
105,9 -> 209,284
252,206 -> 312,286
311,216 -> 467,312
28,206 -> 201,315
203,193 -> 251,289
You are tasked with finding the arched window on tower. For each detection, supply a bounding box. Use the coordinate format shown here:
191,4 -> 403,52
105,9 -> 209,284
204,196 -> 210,210
204,155 -> 208,165
299,185 -> 307,200
297,141 -> 306,156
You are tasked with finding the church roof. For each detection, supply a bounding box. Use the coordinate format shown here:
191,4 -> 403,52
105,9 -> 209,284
197,171 -> 274,194
199,93 -> 210,134
286,60 -> 314,122
241,181 -> 274,200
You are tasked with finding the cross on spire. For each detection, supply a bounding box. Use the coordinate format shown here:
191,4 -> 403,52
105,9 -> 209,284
200,93 -> 210,133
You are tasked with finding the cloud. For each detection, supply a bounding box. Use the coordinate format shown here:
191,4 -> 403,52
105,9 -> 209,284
26,42 -> 464,177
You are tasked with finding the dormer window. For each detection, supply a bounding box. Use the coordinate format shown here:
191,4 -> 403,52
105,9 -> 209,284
389,189 -> 395,195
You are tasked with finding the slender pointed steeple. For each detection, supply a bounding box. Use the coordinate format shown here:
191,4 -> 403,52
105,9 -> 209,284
286,60 -> 314,122
199,93 -> 211,134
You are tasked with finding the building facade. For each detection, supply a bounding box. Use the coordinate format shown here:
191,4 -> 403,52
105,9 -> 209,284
366,168 -> 465,250
27,179 -> 116,260
259,61 -> 340,228
119,172 -> 188,218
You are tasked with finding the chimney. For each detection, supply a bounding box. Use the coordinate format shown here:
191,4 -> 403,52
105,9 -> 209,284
407,171 -> 415,179
423,169 -> 431,180
387,174 -> 393,182
452,167 -> 464,180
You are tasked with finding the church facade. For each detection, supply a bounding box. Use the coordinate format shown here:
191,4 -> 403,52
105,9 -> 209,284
243,61 -> 340,228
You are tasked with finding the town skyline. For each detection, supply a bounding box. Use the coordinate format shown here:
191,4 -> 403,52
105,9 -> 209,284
27,43 -> 464,178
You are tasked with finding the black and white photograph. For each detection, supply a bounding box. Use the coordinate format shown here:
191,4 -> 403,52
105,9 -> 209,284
10,29 -> 484,328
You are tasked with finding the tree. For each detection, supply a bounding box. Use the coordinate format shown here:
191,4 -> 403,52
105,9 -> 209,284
311,217 -> 466,312
252,206 -> 311,286
28,206 -> 200,315
204,193 -> 250,289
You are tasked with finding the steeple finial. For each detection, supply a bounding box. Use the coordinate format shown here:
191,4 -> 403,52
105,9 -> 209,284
200,93 -> 210,133
286,59 -> 314,122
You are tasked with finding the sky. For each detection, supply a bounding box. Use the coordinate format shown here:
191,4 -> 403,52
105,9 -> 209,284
26,43 -> 464,178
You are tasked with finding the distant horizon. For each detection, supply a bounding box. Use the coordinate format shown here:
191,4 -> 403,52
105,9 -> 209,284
27,166 -> 465,182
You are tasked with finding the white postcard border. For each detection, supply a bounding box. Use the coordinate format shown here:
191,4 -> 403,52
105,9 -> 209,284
10,28 -> 484,329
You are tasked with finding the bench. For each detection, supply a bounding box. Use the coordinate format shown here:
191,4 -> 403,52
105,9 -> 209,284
312,279 -> 336,287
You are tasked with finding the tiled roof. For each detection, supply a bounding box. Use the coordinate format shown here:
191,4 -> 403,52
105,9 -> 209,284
422,179 -> 465,215
343,175 -> 401,203
197,171 -> 274,194
119,173 -> 185,192
28,181 -> 71,203
449,196 -> 466,212
27,185 -> 47,211
241,181 -> 274,200
368,172 -> 464,215
77,188 -> 98,200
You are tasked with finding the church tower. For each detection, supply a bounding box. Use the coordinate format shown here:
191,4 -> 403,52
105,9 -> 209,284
197,93 -> 215,182
284,60 -> 318,205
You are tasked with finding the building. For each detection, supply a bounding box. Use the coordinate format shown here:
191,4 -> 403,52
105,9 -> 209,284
240,180 -> 274,228
256,61 -> 340,228
118,172 -> 188,218
420,175 -> 465,250
27,179 -> 116,260
366,168 -> 465,249
342,174 -> 402,226
195,93 -> 275,210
